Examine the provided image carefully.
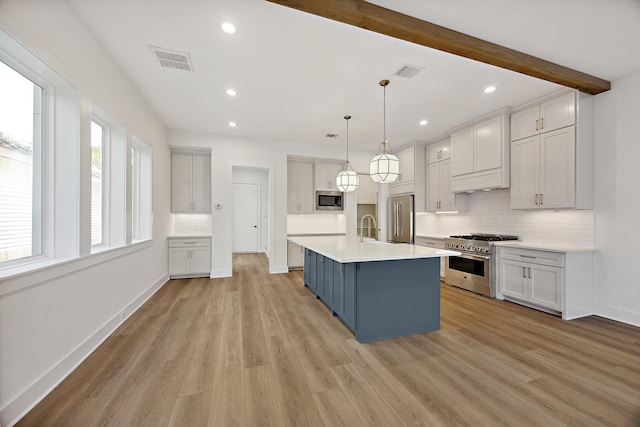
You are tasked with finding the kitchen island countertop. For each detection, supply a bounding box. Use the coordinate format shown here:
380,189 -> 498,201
288,235 -> 459,263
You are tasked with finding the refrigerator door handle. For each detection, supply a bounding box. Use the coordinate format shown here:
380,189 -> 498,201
397,202 -> 403,236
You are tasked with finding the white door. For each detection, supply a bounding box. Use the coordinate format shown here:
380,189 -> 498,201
232,183 -> 259,253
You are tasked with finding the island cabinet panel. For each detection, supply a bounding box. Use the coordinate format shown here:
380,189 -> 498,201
331,262 -> 357,331
305,249 -> 317,293
298,242 -> 448,342
356,258 -> 440,342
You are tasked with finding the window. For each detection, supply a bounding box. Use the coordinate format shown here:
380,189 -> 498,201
90,120 -> 105,246
131,137 -> 152,241
0,59 -> 43,264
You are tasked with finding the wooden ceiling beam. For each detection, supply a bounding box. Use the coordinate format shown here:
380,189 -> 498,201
266,0 -> 610,95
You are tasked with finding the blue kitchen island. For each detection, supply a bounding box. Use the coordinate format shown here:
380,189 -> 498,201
287,236 -> 459,343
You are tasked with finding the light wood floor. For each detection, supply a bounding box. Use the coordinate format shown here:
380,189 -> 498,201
18,253 -> 640,426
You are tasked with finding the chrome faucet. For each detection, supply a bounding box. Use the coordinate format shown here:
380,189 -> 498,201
359,214 -> 377,242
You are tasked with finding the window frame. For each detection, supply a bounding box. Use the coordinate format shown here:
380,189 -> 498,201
130,136 -> 152,243
89,116 -> 110,250
0,55 -> 47,268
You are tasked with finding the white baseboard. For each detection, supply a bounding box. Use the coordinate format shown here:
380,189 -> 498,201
270,265 -> 289,274
594,304 -> 640,328
0,274 -> 169,427
210,269 -> 232,278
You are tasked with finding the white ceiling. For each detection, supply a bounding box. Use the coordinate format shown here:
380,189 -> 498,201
65,0 -> 640,151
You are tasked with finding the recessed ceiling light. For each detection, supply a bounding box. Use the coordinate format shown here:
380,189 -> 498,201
228,121 -> 237,127
226,89 -> 237,96
419,119 -> 428,126
221,22 -> 236,34
484,86 -> 496,93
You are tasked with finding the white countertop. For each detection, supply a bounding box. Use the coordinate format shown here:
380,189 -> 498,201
493,241 -> 596,253
167,234 -> 211,239
288,235 -> 459,263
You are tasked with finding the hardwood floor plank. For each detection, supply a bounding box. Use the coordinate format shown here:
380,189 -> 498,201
243,364 -> 287,426
17,253 -> 640,426
168,391 -> 211,427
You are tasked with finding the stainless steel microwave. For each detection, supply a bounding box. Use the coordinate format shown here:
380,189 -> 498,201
316,191 -> 343,211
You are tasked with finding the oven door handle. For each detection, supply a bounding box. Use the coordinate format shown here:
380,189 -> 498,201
454,253 -> 491,261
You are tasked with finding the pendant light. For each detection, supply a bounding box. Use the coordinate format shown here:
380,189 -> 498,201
336,115 -> 359,192
369,79 -> 400,183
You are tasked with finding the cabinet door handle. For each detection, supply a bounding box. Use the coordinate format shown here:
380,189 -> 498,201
540,117 -> 544,130
522,266 -> 526,278
528,267 -> 532,279
540,194 -> 543,205
535,119 -> 539,131
535,194 -> 539,205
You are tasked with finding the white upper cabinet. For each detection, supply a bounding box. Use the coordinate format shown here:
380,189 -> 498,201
395,146 -> 415,183
426,138 -> 450,164
357,174 -> 378,205
388,144 -> 426,212
315,161 -> 343,191
288,159 -> 314,213
510,90 -> 591,210
449,110 -> 510,193
171,152 -> 211,213
474,116 -> 502,172
425,137 -> 468,212
511,92 -> 575,141
450,127 -> 474,176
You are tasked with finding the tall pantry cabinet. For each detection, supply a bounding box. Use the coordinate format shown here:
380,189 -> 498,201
510,91 -> 593,210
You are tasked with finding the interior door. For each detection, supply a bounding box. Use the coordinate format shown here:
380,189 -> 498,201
232,183 -> 259,253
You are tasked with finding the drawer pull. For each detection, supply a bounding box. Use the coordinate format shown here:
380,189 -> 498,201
519,254 -> 536,259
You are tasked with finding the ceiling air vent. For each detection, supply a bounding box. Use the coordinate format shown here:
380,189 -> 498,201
394,64 -> 423,78
325,133 -> 339,138
150,46 -> 193,72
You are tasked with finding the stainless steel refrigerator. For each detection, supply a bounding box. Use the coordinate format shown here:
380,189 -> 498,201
388,194 -> 414,244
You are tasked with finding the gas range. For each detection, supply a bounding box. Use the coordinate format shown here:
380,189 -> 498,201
444,233 -> 518,255
444,233 -> 518,298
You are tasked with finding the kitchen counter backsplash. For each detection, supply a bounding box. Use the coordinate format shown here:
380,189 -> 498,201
415,189 -> 594,247
287,213 -> 347,235
172,213 -> 212,235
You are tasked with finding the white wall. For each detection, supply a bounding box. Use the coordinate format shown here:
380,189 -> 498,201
0,1 -> 170,425
593,70 -> 640,326
168,130 -> 375,277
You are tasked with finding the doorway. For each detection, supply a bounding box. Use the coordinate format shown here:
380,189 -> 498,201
232,167 -> 269,256
232,183 -> 259,253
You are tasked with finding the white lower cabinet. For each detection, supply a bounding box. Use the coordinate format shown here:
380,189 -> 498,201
169,237 -> 211,278
497,245 -> 594,319
500,258 -> 563,311
287,242 -> 304,270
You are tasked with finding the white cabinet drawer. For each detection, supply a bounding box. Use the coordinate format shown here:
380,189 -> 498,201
168,237 -> 211,248
499,247 -> 564,267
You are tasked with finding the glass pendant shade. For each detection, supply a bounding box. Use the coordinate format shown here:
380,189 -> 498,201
369,79 -> 399,184
336,114 -> 359,192
336,161 -> 359,192
369,149 -> 400,183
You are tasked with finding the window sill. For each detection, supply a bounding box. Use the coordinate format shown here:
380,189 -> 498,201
0,239 -> 154,297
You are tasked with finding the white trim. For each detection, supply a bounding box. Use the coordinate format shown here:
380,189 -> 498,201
270,265 -> 289,274
0,239 -> 152,297
210,268 -> 232,278
594,304 -> 640,328
0,272 -> 168,427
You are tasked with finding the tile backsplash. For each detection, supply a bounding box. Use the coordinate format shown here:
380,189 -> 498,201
416,189 -> 595,247
172,213 -> 212,235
